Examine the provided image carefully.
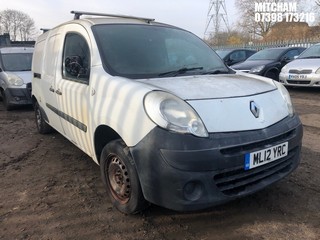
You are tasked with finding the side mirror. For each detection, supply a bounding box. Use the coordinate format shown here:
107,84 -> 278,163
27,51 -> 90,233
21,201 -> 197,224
281,56 -> 291,62
225,59 -> 233,65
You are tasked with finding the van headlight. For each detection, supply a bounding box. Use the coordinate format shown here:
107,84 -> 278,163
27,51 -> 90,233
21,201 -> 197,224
7,73 -> 24,86
144,91 -> 208,137
274,81 -> 294,117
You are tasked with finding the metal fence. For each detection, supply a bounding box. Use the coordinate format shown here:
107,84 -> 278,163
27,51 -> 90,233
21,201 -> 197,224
212,38 -> 320,51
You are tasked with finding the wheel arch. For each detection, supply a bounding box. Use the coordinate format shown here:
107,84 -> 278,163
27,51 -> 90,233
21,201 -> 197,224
94,125 -> 122,164
31,94 -> 38,105
264,67 -> 279,80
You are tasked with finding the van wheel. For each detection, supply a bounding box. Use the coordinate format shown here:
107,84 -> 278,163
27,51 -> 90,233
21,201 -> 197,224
100,140 -> 148,214
34,101 -> 52,134
1,90 -> 14,111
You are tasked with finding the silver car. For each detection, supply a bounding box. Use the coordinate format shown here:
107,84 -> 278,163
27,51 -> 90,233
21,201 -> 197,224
279,43 -> 320,87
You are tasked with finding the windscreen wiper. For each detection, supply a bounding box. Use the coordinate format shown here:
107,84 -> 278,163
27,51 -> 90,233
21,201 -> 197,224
158,67 -> 203,77
201,69 -> 230,75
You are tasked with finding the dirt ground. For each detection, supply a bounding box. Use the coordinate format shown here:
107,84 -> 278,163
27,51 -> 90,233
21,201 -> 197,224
0,88 -> 319,240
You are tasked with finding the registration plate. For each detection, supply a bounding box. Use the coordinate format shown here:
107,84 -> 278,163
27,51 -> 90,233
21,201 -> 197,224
288,74 -> 308,80
244,142 -> 288,170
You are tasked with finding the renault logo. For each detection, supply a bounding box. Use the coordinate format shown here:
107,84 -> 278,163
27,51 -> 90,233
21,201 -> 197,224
250,101 -> 260,118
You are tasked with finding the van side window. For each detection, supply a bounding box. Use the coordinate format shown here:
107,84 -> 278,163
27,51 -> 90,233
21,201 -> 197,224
63,33 -> 90,82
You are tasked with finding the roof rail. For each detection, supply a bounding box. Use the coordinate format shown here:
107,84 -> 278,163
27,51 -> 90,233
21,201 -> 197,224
71,11 -> 155,23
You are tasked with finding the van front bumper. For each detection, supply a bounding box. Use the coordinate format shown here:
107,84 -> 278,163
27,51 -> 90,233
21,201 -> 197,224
4,85 -> 32,106
130,115 -> 302,212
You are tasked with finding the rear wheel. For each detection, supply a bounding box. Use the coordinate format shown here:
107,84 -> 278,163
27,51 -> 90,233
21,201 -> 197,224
34,101 -> 53,134
100,139 -> 148,214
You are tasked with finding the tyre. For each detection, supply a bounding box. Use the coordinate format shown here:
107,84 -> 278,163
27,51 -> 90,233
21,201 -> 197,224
265,71 -> 278,81
1,90 -> 14,111
100,139 -> 148,214
34,101 -> 53,134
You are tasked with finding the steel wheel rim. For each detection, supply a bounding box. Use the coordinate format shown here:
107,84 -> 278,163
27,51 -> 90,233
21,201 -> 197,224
107,154 -> 131,203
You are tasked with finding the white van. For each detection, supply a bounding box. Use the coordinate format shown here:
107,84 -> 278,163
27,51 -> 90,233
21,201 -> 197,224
0,46 -> 33,110
32,11 -> 303,214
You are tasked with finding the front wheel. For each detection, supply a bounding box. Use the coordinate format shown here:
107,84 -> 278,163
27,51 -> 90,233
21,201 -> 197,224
100,140 -> 148,214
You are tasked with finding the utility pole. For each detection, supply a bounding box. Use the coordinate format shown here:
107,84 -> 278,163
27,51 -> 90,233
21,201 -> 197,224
204,0 -> 229,42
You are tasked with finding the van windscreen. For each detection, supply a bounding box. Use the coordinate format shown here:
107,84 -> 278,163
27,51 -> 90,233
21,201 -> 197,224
1,53 -> 33,71
92,24 -> 227,79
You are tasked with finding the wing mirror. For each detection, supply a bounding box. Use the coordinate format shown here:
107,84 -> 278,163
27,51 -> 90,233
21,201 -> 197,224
281,56 -> 291,63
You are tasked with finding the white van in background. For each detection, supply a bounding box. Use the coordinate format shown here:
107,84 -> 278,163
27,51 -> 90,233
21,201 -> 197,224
0,46 -> 33,110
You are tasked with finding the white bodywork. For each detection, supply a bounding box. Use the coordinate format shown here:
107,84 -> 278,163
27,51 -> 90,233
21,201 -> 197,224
139,74 -> 289,132
32,18 -> 290,164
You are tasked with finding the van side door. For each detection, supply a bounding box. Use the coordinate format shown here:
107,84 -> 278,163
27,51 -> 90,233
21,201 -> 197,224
55,24 -> 93,156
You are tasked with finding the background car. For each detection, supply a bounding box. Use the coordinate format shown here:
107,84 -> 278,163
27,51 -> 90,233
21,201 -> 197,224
231,47 -> 305,80
279,43 -> 320,87
215,48 -> 256,66
0,46 -> 33,110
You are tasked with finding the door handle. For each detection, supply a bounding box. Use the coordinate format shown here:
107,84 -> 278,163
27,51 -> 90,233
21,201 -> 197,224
55,89 -> 62,95
49,86 -> 55,92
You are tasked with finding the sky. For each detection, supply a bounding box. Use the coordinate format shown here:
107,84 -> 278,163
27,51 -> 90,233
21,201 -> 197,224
0,0 -> 237,38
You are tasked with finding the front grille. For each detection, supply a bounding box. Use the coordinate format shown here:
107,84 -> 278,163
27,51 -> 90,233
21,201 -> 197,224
214,147 -> 298,196
289,69 -> 312,74
220,129 -> 295,156
288,80 -> 311,85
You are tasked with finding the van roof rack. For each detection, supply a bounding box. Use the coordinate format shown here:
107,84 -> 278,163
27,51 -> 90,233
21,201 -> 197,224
40,28 -> 50,33
71,11 -> 155,23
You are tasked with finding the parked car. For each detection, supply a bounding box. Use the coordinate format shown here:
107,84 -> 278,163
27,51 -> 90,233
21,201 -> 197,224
0,46 -> 33,110
279,43 -> 320,87
215,48 -> 256,66
32,11 -> 302,214
231,47 -> 305,80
